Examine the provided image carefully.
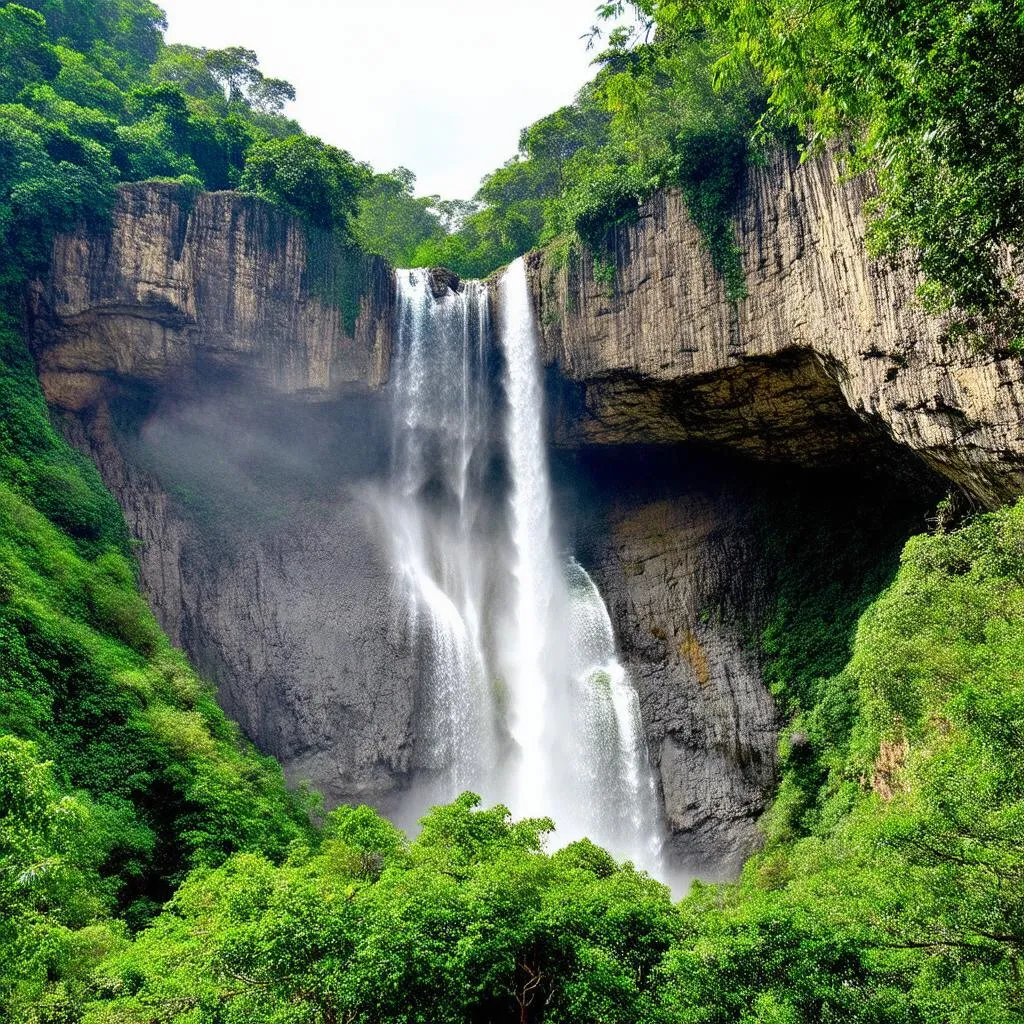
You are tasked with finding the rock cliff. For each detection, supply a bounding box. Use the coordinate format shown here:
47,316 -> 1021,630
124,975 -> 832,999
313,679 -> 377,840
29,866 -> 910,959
29,181 -> 394,412
529,149 -> 1024,507
27,161 -> 975,876
29,183 -> 411,810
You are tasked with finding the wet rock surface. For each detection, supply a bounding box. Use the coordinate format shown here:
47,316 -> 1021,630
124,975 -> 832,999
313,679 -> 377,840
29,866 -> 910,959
558,445 -> 933,876
61,386 -> 419,810
427,266 -> 462,298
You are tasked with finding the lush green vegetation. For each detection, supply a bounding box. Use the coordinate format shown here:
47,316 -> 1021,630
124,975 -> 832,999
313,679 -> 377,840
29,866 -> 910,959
3,0 -> 1024,1020
103,501 -> 1024,1022
6,486 -> 1023,1020
403,0 -> 1024,325
0,0 -> 388,302
0,308 -> 313,1017
627,0 -> 1024,325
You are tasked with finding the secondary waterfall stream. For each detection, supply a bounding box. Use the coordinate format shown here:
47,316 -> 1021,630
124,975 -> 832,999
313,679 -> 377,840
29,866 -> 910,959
384,258 -> 663,872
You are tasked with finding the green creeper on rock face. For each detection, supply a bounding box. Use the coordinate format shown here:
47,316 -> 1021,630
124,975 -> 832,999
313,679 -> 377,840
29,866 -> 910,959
610,0 -> 1024,325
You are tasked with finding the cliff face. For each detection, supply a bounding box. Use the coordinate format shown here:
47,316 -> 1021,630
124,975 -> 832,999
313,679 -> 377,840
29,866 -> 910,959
30,184 -> 413,810
27,167 -> 961,877
529,150 -> 1024,507
530,150 -> 1001,867
558,447 -> 779,873
30,182 -> 394,412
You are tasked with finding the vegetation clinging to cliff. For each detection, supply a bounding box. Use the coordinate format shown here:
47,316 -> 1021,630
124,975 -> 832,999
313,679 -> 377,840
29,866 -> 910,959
590,0 -> 1024,325
0,308 -> 314,1016
411,28 -> 765,297
0,0 -> 406,307
404,0 -> 1024,327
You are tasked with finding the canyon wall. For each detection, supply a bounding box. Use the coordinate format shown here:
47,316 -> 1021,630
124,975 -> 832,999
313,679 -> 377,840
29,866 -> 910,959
28,154 -> 982,874
529,148 -> 1024,868
30,181 -> 394,412
29,182 -> 414,810
529,149 -> 1024,506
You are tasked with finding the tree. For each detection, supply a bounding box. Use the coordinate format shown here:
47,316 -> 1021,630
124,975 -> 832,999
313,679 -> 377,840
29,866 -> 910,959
351,167 -> 445,266
0,4 -> 59,103
622,0 -> 1024,323
239,134 -> 370,232
17,0 -> 166,66
0,737 -> 114,1021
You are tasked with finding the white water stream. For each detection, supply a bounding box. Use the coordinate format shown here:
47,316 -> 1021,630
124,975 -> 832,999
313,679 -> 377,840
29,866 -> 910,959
384,258 -> 663,873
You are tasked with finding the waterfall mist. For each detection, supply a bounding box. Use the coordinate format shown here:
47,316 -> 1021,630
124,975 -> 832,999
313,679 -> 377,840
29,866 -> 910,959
384,259 -> 664,874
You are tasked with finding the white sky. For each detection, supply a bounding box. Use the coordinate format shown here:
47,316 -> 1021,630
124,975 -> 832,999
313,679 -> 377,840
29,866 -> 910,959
159,0 -> 606,199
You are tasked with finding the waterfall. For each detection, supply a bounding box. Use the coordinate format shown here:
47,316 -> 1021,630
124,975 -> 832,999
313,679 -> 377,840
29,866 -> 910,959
496,259 -> 561,816
388,270 -> 495,797
385,259 -> 664,875
563,558 -> 664,866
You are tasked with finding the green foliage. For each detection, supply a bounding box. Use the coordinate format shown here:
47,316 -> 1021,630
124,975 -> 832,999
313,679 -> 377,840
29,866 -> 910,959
0,98 -> 116,290
15,0 -> 166,69
0,315 -> 125,551
627,0 -> 1024,323
0,313 -> 311,1019
83,794 -> 679,1024
753,485 -> 928,852
239,134 -> 369,232
350,166 -> 445,266
0,735 -> 120,1022
0,5 -> 59,101
743,500 -> 1024,1022
0,0 -> 377,300
413,33 -> 761,294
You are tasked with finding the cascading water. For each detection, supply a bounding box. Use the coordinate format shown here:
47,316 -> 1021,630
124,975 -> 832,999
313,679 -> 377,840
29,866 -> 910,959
387,270 -> 496,798
384,258 -> 664,874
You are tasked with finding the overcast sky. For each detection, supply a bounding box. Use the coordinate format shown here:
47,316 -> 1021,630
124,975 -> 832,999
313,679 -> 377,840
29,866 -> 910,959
159,0 -> 606,199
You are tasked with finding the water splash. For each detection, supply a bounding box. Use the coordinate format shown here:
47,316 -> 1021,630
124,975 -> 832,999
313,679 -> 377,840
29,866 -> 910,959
564,558 -> 664,868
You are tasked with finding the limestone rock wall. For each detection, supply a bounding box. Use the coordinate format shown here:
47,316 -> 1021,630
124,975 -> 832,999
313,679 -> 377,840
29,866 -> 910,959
559,444 -> 929,876
29,182 -> 394,411
29,184 -> 410,809
529,150 -> 1024,506
559,449 -> 778,874
59,388 -> 419,811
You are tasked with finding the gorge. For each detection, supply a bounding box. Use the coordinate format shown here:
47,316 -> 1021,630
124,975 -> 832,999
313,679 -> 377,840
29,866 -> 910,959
5,0 -> 1024,1016
27,148 -> 999,877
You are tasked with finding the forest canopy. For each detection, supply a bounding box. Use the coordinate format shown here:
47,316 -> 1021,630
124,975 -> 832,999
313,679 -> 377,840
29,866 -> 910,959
0,0 -> 384,295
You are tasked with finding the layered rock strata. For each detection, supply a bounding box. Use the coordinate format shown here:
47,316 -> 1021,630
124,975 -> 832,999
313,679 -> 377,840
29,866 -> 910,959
29,181 -> 394,411
29,184 -> 409,808
529,150 -> 1024,506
